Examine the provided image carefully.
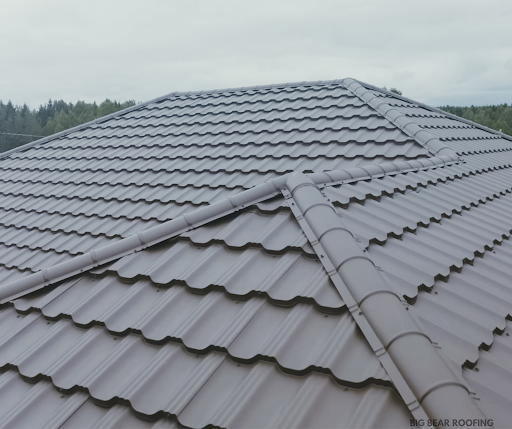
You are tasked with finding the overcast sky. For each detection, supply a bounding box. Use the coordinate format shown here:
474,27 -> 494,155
2,0 -> 512,109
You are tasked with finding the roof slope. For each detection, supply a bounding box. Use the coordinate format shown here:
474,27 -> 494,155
0,78 -> 511,428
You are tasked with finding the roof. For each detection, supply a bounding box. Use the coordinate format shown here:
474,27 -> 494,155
0,78 -> 511,428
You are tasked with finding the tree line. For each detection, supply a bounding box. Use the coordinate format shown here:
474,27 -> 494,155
438,104 -> 512,136
0,99 -> 135,153
1,96 -> 512,153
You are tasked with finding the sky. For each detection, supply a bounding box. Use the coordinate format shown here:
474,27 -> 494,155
1,0 -> 512,109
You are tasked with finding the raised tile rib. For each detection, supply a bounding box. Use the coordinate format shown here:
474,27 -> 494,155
0,167 -> 275,190
0,369 -> 177,428
410,240 -> 512,369
141,95 -> 363,116
180,211 -> 313,254
43,127 -> 412,150
3,152 -> 425,175
369,190 -> 512,300
447,139 -> 512,155
0,309 -> 411,429
327,165 -> 512,247
0,244 -> 73,273
12,279 -> 385,384
0,266 -> 31,285
11,140 -> 422,163
0,82 -> 353,160
463,322 -> 512,429
0,193 -> 201,222
0,225 -> 114,255
0,208 -> 158,239
65,124 -> 412,146
0,157 -> 458,305
428,127 -> 503,141
105,241 -> 342,310
87,112 -> 393,134
0,179 -> 235,206
123,102 -> 375,122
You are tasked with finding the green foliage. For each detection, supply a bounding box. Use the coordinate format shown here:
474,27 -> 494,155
382,86 -> 403,95
439,104 -> 512,136
0,98 -> 136,153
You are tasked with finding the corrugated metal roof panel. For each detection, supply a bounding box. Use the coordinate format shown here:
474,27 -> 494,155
0,308 -> 410,429
106,240 -> 343,309
0,370 -> 180,429
0,208 -> 158,238
180,211 -> 312,253
1,79 -> 511,425
12,278 -> 383,383
0,167 -> 278,192
0,193 -> 200,222
12,140 -> 421,163
443,138 -> 512,154
463,323 -> 512,429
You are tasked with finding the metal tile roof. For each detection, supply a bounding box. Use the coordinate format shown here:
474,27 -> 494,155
0,78 -> 510,427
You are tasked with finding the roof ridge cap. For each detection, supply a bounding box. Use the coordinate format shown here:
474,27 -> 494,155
284,172 -> 484,422
355,79 -> 512,143
342,78 -> 462,159
0,155 -> 459,303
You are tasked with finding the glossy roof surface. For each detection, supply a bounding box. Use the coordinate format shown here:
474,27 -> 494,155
0,78 -> 511,428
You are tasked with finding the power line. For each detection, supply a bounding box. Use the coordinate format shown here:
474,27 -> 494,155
0,131 -> 44,138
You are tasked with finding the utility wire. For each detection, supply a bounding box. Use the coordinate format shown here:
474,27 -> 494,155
0,131 -> 45,138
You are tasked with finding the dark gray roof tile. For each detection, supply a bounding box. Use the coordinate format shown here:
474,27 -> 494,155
13,278 -> 382,383
0,308 -> 409,428
107,241 -> 342,309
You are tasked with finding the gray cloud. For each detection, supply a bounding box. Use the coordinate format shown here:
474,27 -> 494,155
1,0 -> 511,108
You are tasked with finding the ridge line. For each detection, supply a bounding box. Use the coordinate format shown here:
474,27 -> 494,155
355,79 -> 512,143
342,78 -> 462,159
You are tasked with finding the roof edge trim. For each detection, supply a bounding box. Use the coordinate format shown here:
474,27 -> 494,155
356,79 -> 512,143
342,78 -> 461,159
0,154 -> 459,303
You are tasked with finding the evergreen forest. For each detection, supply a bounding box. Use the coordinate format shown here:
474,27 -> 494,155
1,96 -> 512,153
0,99 -> 135,153
438,104 -> 512,136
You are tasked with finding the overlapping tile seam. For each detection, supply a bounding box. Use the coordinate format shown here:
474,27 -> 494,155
0,155 -> 509,242
343,78 -> 461,158
118,103 -> 373,119
0,186 -> 211,207
0,155 -> 458,303
0,170 -> 256,190
8,142 -> 418,161
362,194 -> 512,301
0,159 -> 426,175
334,164 -> 512,248
457,147 -> 512,156
0,151 -> 505,204
0,219 -> 124,240
357,79 -> 512,143
0,369 -> 152,429
0,79 -> 349,160
6,301 -> 383,387
0,195 -> 282,226
283,172 -> 485,422
0,335 -> 400,429
82,114 -> 391,130
413,265 -> 512,369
